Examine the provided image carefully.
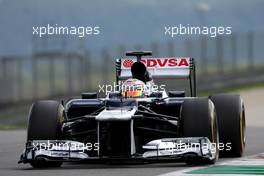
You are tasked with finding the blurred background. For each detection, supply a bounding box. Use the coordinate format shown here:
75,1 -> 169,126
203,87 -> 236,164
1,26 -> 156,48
0,0 -> 263,128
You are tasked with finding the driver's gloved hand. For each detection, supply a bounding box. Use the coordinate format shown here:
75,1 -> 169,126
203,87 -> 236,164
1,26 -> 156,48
145,71 -> 152,82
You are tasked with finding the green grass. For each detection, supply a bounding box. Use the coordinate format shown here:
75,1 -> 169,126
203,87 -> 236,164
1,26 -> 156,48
0,124 -> 26,130
188,165 -> 264,175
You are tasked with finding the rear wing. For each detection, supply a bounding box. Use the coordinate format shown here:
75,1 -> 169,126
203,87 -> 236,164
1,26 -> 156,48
118,57 -> 192,79
115,52 -> 196,96
116,57 -> 196,97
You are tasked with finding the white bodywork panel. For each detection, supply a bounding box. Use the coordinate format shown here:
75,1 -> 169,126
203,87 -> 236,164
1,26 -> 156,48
142,137 -> 216,161
23,140 -> 89,160
95,106 -> 137,121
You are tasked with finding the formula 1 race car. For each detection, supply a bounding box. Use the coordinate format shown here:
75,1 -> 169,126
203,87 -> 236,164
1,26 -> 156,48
19,51 -> 246,168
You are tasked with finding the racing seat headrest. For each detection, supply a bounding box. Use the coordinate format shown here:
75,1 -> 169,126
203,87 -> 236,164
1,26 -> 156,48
131,61 -> 152,83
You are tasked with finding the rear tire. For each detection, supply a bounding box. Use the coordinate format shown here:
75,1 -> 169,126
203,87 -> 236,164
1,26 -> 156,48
180,98 -> 219,165
27,100 -> 64,168
210,94 -> 246,157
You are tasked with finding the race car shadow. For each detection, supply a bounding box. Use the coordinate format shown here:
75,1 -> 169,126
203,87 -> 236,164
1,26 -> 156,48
19,162 -> 200,170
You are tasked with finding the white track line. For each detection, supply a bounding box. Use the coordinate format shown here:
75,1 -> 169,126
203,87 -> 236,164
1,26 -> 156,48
158,153 -> 264,176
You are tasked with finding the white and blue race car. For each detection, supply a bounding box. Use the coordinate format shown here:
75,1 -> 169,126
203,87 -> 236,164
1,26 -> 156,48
19,51 -> 245,168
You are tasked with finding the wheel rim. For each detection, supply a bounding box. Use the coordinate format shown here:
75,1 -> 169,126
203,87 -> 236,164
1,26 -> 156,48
209,100 -> 219,160
240,103 -> 246,153
213,109 -> 219,160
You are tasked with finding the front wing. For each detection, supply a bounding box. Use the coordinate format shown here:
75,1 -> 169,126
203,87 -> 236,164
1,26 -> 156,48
19,137 -> 217,164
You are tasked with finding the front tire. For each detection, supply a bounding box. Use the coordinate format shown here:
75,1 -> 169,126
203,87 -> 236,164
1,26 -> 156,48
210,94 -> 246,157
180,98 -> 219,164
27,100 -> 64,168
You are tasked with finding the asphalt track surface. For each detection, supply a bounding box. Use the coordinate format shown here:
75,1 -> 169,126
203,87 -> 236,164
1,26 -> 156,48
0,88 -> 264,176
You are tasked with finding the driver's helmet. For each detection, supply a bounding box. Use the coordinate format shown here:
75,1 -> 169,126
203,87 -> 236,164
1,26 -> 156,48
121,78 -> 145,98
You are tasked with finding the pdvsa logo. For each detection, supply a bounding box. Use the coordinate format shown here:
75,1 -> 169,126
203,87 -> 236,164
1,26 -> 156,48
141,58 -> 189,68
122,58 -> 190,68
